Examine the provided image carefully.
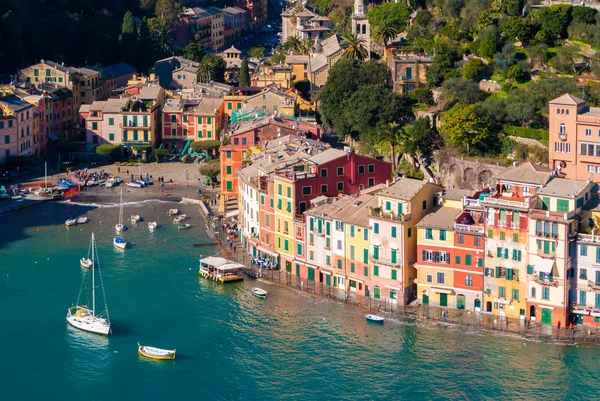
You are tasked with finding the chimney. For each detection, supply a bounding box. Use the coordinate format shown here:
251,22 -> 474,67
385,179 -> 390,188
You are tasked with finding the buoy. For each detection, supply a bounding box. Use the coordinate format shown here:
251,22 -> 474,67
36,227 -> 40,232
47,258 -> 49,260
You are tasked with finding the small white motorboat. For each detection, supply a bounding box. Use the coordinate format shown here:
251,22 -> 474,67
365,314 -> 384,324
126,181 -> 142,188
105,179 -> 115,188
115,224 -> 124,233
168,209 -> 178,216
86,180 -> 96,187
173,215 -> 186,224
77,217 -> 89,224
113,236 -> 127,250
148,222 -> 158,231
80,257 -> 92,269
251,288 -> 268,298
131,215 -> 140,224
65,219 -> 77,227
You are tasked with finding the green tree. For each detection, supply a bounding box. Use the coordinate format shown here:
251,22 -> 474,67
239,58 -> 251,86
506,63 -> 527,83
405,117 -> 437,157
199,54 -> 227,83
154,148 -> 169,162
341,32 -> 369,61
426,40 -> 460,87
505,0 -> 523,16
249,46 -> 266,60
571,5 -> 597,24
477,10 -> 492,31
535,4 -> 573,43
548,45 -> 577,74
409,88 -> 434,105
182,43 -> 205,62
442,78 -> 485,104
375,122 -> 406,171
502,17 -> 538,45
372,20 -> 399,51
138,16 -> 153,73
505,102 -> 535,127
120,11 -> 138,66
528,43 -> 550,68
95,144 -> 121,159
439,104 -> 497,154
367,2 -> 411,32
284,36 -> 302,53
199,160 -> 220,183
462,59 -> 487,81
473,26 -> 503,60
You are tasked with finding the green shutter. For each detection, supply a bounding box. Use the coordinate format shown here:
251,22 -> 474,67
391,269 -> 397,280
495,266 -> 500,278
374,265 -> 379,276
326,222 -> 330,235
373,246 -> 379,260
466,255 -> 471,266
363,249 -> 368,263
364,266 -> 368,276
557,199 -> 569,213
308,267 -> 314,281
455,256 -> 461,265
391,249 -> 397,264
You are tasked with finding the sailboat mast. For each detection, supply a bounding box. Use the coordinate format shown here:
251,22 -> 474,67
91,233 -> 96,316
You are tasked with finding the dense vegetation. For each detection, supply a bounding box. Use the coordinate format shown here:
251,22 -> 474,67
317,0 -> 600,167
0,0 -> 182,76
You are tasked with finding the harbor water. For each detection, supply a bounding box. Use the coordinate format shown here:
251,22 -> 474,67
1,198 -> 599,400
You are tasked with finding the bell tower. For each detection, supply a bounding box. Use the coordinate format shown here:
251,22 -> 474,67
351,0 -> 371,58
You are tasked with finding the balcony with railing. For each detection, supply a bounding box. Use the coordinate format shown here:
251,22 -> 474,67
454,222 -> 484,234
369,255 -> 402,268
463,197 -> 482,208
482,194 -> 533,209
537,249 -> 556,258
530,208 -> 574,222
273,170 -> 316,182
369,207 -> 411,222
533,275 -> 559,287
578,233 -> 600,244
535,231 -> 559,239
588,280 -> 600,292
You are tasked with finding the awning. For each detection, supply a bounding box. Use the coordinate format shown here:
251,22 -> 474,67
350,278 -> 364,284
534,257 -> 555,274
539,305 -> 555,310
199,256 -> 228,267
572,309 -> 590,315
432,287 -> 453,295
494,298 -> 511,305
217,263 -> 245,271
48,134 -> 59,141
320,270 -> 332,275
591,311 -> 600,317
385,286 -> 401,291
257,246 -> 279,258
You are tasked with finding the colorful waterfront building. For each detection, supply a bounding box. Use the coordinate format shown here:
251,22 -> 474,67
451,189 -> 487,312
482,162 -> 552,321
527,178 -> 592,326
574,199 -> 600,326
371,177 -> 443,304
0,95 -> 35,158
0,104 -> 17,164
162,97 -> 225,153
415,196 -> 461,308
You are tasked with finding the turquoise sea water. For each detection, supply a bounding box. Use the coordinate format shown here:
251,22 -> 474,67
1,198 -> 600,400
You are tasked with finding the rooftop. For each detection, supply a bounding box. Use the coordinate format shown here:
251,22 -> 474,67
89,101 -> 106,112
442,188 -> 473,201
537,178 -> 592,199
102,62 -> 137,78
102,98 -> 128,113
307,148 -> 345,165
496,162 -> 552,186
416,206 -> 461,230
222,6 -> 247,15
285,55 -> 310,64
0,95 -> 33,111
305,195 -> 357,218
340,195 -> 378,227
378,177 -> 433,201
549,93 -> 585,106
139,86 -> 163,101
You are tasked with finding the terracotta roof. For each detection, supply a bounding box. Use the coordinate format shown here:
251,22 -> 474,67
102,98 -> 128,113
139,86 -> 162,100
416,206 -> 461,230
224,45 -> 242,54
307,148 -> 345,164
378,177 -> 435,201
496,162 -> 552,186
89,101 -> 106,112
339,195 -> 378,227
549,93 -> 585,106
442,188 -> 473,201
305,195 -> 356,218
285,55 -> 310,64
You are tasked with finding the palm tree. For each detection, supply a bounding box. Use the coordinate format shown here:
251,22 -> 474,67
372,21 -> 399,58
341,32 -> 368,61
284,36 -> 302,54
298,39 -> 314,55
378,122 -> 408,172
197,63 -> 211,83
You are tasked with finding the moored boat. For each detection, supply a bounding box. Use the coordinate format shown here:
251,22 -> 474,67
199,257 -> 245,283
148,221 -> 158,231
66,233 -> 111,335
178,223 -> 191,230
80,258 -> 92,269
114,189 -> 127,250
126,181 -> 142,188
168,209 -> 178,215
251,287 -> 268,298
113,236 -> 127,250
115,224 -> 123,233
138,343 -> 176,360
173,215 -> 186,224
130,214 -> 140,223
365,314 -> 384,324
105,179 -> 115,188
77,217 -> 89,224
65,219 -> 77,227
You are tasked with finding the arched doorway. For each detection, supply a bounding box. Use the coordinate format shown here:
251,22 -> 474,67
530,305 -> 536,321
457,294 -> 466,310
422,290 -> 429,305
474,298 -> 481,312
486,301 -> 492,312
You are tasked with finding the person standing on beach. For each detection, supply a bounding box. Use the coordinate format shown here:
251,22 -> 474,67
558,321 -> 561,331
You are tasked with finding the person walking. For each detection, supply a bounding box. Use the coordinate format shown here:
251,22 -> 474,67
558,321 -> 561,331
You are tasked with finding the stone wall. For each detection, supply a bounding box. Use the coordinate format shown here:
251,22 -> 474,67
434,151 -> 507,190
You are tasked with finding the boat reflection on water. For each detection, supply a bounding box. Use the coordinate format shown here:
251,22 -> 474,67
65,324 -> 110,350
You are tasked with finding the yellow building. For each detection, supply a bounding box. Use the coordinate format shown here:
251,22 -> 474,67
285,55 -> 310,83
251,65 -> 293,89
273,176 -> 296,272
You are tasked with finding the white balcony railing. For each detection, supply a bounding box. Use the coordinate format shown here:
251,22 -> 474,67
454,223 -> 484,233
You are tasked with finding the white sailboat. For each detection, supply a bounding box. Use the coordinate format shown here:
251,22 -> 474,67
67,233 -> 111,335
80,235 -> 93,269
114,189 -> 127,250
115,189 -> 124,233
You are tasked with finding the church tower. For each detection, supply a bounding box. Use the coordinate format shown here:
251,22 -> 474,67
351,0 -> 371,58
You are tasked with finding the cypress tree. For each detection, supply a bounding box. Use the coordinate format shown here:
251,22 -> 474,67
239,58 -> 250,87
138,16 -> 153,73
120,11 -> 138,67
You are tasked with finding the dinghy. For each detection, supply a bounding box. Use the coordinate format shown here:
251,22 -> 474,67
65,219 -> 77,227
77,217 -> 89,224
173,215 -> 186,224
130,215 -> 140,224
80,258 -> 92,269
138,343 -> 176,360
148,222 -> 158,231
113,236 -> 127,250
365,314 -> 384,324
126,181 -> 142,188
178,223 -> 191,230
168,209 -> 178,215
251,287 -> 268,298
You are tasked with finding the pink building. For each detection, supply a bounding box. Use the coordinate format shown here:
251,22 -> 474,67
548,93 -> 600,181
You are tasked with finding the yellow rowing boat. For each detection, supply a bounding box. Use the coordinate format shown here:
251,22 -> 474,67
138,343 -> 176,360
